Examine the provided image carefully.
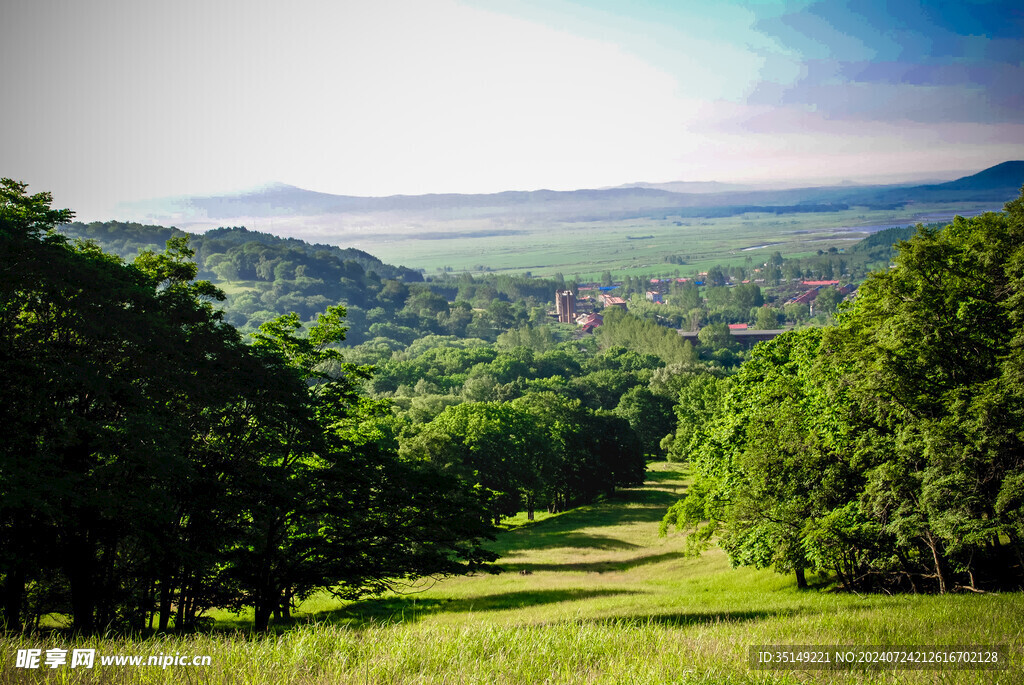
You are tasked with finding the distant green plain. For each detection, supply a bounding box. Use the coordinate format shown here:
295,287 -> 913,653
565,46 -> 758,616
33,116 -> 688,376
348,202 -> 997,279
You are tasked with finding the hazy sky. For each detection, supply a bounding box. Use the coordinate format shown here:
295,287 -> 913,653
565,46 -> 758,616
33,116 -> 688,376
2,0 -> 1023,219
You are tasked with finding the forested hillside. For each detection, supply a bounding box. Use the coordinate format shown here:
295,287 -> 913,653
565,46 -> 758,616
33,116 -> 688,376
60,221 -> 422,282
59,221 -> 580,338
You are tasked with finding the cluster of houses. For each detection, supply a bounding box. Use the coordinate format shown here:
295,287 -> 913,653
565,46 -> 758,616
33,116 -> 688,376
645,277 -> 699,304
554,276 -> 858,336
554,289 -> 607,333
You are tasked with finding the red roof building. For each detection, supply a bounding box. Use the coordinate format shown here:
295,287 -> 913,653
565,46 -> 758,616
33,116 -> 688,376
789,288 -> 820,305
577,312 -> 604,333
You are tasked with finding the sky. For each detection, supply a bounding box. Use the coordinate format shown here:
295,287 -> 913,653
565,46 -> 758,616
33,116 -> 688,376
2,0 -> 1023,219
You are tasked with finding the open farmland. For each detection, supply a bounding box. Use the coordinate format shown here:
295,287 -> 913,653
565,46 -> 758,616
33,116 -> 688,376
330,202 -> 999,279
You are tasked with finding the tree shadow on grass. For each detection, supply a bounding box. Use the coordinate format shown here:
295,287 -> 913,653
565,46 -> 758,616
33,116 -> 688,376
494,469 -> 687,553
500,551 -> 687,574
214,603 -> 792,636
498,492 -> 681,550
312,588 -> 642,627
501,531 -> 640,551
622,482 -> 688,507
580,607 -> 803,628
641,468 -> 687,484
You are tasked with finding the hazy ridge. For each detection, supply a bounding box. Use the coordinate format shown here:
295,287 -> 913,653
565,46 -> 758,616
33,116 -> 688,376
118,162 -> 1024,229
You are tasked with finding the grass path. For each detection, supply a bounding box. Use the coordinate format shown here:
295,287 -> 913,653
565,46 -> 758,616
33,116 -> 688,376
3,462 -> 1023,684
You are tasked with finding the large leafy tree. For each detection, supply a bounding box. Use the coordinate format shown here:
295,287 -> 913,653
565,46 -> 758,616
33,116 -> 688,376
512,392 -> 645,513
0,180 -> 235,631
1,180 -> 77,628
662,329 -> 858,587
614,386 -> 676,458
825,196 -> 1024,592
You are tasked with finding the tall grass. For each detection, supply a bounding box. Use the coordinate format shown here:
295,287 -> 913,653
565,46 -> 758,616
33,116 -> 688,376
3,462 -> 1021,684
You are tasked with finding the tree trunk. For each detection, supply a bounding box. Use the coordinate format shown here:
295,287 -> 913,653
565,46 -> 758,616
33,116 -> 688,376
178,581 -> 195,630
833,563 -> 849,590
140,579 -> 153,631
795,567 -> 807,589
254,561 -> 276,632
926,530 -> 950,594
158,575 -> 175,631
966,550 -> 978,591
69,561 -> 95,634
3,567 -> 25,630
254,600 -> 273,632
895,549 -> 919,593
281,590 -> 292,621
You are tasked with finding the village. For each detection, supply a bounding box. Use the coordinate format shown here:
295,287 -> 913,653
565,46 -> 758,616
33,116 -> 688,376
552,270 -> 858,345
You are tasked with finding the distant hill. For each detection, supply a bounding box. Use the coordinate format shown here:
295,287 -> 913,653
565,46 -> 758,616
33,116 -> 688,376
608,180 -> 754,194
853,161 -> 1024,206
849,225 -> 920,262
114,162 -> 1024,232
53,221 -> 564,343
117,183 -> 692,223
923,161 -> 1024,193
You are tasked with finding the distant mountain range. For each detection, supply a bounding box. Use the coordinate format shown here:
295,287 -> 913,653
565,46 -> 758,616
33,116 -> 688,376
117,161 -> 1024,230
607,180 -> 755,194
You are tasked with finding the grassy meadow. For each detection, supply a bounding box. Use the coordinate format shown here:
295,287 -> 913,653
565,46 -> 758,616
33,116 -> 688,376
3,462 -> 1021,684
